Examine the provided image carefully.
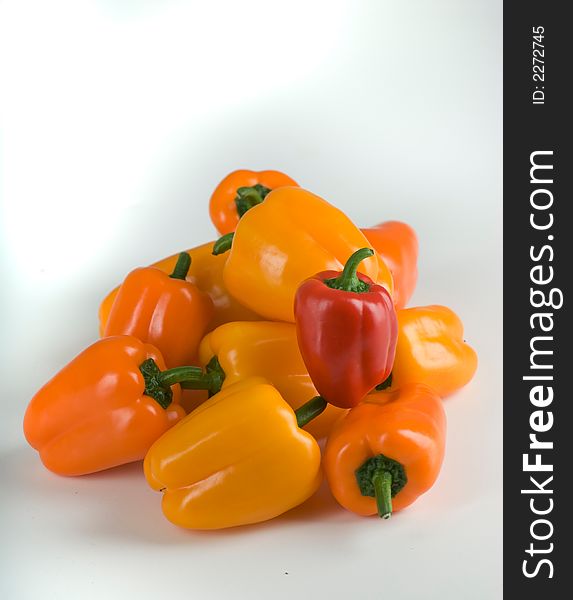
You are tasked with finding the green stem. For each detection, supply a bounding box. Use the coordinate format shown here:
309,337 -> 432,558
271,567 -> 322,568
375,372 -> 393,391
212,232 -> 235,256
235,184 -> 271,218
140,357 -> 225,409
140,358 -> 175,410
179,356 -> 225,396
169,252 -> 191,280
373,471 -> 393,519
158,366 -> 208,388
355,453 -> 408,521
295,396 -> 327,428
324,248 -> 374,293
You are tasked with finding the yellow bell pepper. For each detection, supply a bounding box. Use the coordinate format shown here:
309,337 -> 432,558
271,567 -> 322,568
98,241 -> 261,336
198,321 -> 347,439
390,305 -> 478,397
216,187 -> 394,322
144,378 -> 323,530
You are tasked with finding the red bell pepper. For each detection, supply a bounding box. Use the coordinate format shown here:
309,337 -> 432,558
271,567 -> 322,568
294,248 -> 398,409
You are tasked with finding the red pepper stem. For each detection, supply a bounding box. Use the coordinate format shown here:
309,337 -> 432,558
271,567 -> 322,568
295,396 -> 327,428
212,232 -> 234,255
373,471 -> 393,519
169,252 -> 191,280
325,248 -> 374,292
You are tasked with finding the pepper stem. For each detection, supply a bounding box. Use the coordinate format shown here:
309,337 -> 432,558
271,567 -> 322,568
140,357 -> 225,409
235,184 -> 271,218
169,252 -> 191,280
158,366 -> 207,388
212,232 -> 235,255
375,372 -> 393,391
324,248 -> 374,293
140,358 -> 175,410
295,396 -> 327,428
355,453 -> 408,521
373,471 -> 393,519
179,355 -> 225,396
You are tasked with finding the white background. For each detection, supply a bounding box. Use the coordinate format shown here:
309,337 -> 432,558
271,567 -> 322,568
0,1 -> 502,598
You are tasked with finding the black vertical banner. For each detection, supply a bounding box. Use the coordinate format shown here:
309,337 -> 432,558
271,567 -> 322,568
504,2 -> 572,597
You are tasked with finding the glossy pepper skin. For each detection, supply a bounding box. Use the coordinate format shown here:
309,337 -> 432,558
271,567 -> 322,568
198,321 -> 347,439
390,305 -> 478,397
295,249 -> 398,409
23,336 -> 186,476
103,253 -> 214,368
219,187 -> 393,323
209,169 -> 299,235
144,379 -> 322,530
362,221 -> 418,310
98,242 -> 261,336
324,383 -> 446,519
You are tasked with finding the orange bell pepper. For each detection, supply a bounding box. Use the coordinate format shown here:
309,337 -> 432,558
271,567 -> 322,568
209,169 -> 299,235
144,379 -> 324,529
197,321 -> 347,438
214,187 -> 393,322
103,253 -> 214,367
389,305 -> 478,397
98,242 -> 261,336
362,221 -> 418,309
23,336 -> 190,476
324,383 -> 446,519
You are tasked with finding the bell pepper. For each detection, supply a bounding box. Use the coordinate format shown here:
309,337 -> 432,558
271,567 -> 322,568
197,321 -> 347,438
102,253 -> 214,368
362,221 -> 418,309
324,383 -> 446,519
98,241 -> 262,336
22,336 -> 210,476
295,248 -> 398,409
214,187 -> 393,322
144,379 -> 325,529
209,169 -> 299,235
389,305 -> 478,397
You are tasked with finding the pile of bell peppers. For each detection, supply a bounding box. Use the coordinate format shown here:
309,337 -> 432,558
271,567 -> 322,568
24,168 -> 477,530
